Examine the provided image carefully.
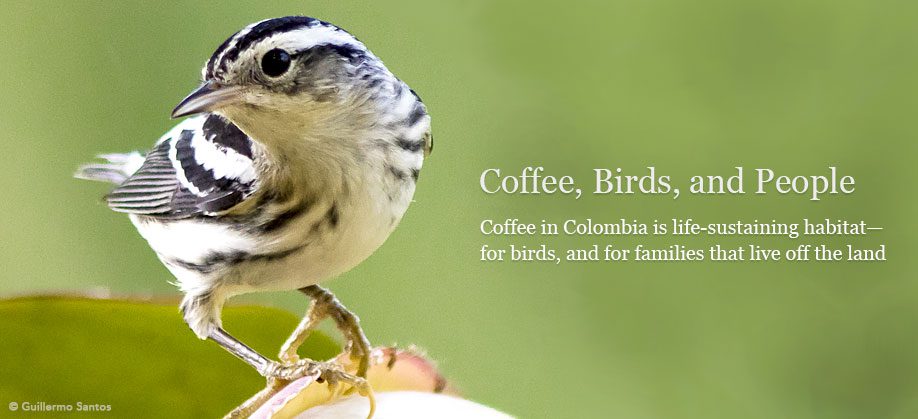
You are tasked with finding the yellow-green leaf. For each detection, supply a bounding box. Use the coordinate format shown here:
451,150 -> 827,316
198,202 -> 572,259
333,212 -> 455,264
0,296 -> 339,418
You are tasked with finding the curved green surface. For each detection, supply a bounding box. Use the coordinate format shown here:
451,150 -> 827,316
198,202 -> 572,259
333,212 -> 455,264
0,297 -> 339,418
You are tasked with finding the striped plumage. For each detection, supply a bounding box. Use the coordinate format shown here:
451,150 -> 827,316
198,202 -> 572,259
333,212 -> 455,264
77,14 -> 431,368
86,114 -> 257,218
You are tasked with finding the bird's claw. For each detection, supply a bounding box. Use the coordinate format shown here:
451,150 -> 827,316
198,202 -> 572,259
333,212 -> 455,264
263,359 -> 370,395
225,359 -> 374,419
345,335 -> 372,378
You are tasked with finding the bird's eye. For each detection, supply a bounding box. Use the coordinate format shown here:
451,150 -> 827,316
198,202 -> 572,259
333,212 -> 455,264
261,49 -> 291,77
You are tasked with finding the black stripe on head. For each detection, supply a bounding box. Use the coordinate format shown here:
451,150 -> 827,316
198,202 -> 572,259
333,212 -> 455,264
212,16 -> 324,78
407,102 -> 427,126
395,137 -> 424,153
205,30 -> 241,79
409,88 -> 424,103
312,44 -> 367,66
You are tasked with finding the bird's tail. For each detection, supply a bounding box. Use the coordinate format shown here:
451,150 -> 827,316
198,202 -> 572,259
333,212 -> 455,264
74,152 -> 146,185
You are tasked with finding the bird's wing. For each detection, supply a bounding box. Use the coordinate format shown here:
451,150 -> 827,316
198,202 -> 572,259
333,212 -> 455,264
105,114 -> 258,219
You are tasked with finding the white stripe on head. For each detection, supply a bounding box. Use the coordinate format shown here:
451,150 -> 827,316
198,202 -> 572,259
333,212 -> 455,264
228,25 -> 371,76
202,19 -> 269,80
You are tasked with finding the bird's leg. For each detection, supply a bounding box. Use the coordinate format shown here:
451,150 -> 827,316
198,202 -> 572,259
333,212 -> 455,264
208,328 -> 368,383
211,328 -> 373,418
277,295 -> 327,364
209,327 -> 273,375
222,379 -> 287,419
279,285 -> 372,378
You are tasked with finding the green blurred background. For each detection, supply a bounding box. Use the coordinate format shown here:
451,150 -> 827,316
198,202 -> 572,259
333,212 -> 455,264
1,0 -> 917,418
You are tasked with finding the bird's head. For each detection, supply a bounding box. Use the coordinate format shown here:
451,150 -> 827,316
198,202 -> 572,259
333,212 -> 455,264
172,16 -> 393,141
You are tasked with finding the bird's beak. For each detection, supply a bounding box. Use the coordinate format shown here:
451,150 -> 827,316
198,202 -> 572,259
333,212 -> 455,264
171,81 -> 244,118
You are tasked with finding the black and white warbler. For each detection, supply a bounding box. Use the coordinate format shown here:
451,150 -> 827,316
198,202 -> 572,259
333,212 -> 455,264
76,15 -> 431,415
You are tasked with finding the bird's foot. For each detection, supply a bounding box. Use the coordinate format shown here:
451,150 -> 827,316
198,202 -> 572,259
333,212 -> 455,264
281,285 -> 373,377
224,359 -> 374,419
310,285 -> 372,377
263,359 -> 372,396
